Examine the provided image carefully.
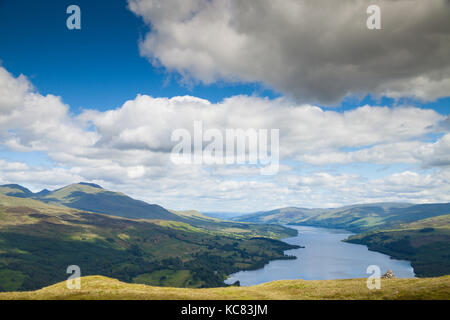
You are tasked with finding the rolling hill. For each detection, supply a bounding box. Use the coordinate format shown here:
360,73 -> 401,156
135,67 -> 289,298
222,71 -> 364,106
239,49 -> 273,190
0,193 -> 298,292
1,275 -> 448,300
0,184 -> 34,198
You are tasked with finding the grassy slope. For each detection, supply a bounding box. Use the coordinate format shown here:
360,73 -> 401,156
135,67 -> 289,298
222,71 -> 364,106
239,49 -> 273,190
0,185 -> 33,198
0,195 -> 297,291
346,215 -> 450,277
0,275 -> 448,300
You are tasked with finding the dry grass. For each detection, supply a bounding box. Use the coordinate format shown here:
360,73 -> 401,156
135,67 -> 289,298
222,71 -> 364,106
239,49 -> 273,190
1,275 -> 449,300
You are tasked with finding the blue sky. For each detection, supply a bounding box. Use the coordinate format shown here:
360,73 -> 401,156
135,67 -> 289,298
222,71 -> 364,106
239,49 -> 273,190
0,0 -> 278,113
1,0 -> 448,113
0,0 -> 449,211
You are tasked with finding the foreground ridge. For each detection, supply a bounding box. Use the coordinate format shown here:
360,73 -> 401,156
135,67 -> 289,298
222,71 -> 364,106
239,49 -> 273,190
1,275 -> 449,300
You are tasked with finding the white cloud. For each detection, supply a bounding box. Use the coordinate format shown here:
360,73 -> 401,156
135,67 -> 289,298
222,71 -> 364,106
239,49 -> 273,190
0,159 -> 28,171
414,133 -> 450,167
128,0 -> 450,105
0,69 -> 97,153
79,94 -> 445,164
0,68 -> 30,115
0,66 -> 449,210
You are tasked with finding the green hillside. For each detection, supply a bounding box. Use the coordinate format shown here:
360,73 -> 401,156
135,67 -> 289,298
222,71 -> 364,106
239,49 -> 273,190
0,184 -> 34,198
346,215 -> 450,277
300,203 -> 450,233
1,275 -> 448,300
2,183 -> 182,221
0,194 -> 297,292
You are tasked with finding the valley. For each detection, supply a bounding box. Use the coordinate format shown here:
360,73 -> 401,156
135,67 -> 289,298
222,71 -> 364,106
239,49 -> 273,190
0,184 -> 297,292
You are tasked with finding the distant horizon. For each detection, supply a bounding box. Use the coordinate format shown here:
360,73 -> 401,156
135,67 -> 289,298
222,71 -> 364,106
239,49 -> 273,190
2,182 -> 449,215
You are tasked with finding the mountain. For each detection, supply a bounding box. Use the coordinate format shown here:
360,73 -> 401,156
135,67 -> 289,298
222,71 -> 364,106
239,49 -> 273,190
0,184 -> 33,198
0,183 -> 182,221
0,194 -> 297,292
235,202 -> 450,233
38,183 -> 182,221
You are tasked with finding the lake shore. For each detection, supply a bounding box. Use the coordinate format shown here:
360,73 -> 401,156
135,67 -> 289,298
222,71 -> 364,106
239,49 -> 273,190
225,225 -> 414,286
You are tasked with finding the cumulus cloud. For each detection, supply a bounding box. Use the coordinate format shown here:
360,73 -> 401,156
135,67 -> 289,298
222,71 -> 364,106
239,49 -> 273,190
0,66 -> 449,210
79,94 -> 445,161
0,68 -> 30,115
0,68 -> 97,153
128,0 -> 450,105
415,133 -> 450,167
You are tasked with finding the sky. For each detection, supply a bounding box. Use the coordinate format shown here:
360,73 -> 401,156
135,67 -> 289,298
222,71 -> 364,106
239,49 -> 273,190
0,0 -> 449,212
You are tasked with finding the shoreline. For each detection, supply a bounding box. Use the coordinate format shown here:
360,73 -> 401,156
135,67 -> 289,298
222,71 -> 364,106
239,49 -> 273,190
225,225 -> 415,285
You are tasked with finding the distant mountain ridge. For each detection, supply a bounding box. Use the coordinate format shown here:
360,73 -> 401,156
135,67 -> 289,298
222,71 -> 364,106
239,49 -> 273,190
235,202 -> 450,233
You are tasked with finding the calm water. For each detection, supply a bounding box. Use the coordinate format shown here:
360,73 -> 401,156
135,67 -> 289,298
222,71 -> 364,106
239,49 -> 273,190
225,225 -> 415,286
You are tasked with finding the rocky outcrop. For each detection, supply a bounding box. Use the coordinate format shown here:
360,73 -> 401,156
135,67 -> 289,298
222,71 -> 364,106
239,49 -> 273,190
381,270 -> 396,279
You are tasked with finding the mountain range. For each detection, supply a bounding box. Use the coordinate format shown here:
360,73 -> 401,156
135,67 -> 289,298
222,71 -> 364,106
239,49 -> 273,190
235,202 -> 450,233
